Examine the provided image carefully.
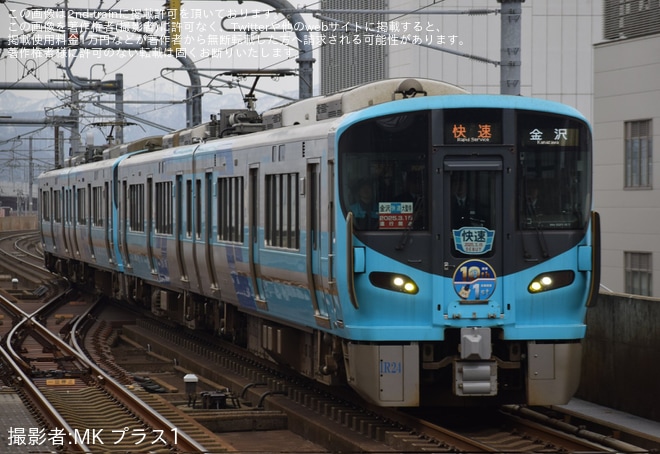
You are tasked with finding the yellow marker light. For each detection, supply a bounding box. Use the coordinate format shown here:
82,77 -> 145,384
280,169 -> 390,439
404,282 -> 417,293
529,281 -> 543,292
369,272 -> 420,295
527,271 -> 575,294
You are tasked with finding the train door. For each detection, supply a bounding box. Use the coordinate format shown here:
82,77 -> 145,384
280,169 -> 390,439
146,177 -> 156,274
48,188 -> 55,251
175,174 -> 189,282
204,171 -> 219,291
326,161 -> 343,325
87,183 -> 94,259
71,186 -> 80,257
64,187 -> 71,254
119,180 -> 131,270
105,181 -> 115,266
441,156 -> 504,320
57,187 -> 68,254
188,176 -> 202,292
307,161 -> 330,326
249,165 -> 267,309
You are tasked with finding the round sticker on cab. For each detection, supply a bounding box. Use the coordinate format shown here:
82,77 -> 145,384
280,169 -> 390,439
452,259 -> 496,301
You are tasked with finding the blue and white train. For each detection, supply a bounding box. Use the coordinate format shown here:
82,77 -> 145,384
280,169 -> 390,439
38,78 -> 600,406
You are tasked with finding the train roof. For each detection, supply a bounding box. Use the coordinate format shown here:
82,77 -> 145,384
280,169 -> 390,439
262,78 -> 468,129
38,79 -> 591,178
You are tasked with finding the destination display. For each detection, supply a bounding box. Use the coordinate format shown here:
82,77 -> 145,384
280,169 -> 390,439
521,126 -> 580,147
444,109 -> 503,144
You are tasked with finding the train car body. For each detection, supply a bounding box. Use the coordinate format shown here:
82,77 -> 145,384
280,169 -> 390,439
38,78 -> 599,407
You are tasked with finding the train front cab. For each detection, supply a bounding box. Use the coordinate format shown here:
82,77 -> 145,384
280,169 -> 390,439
336,96 -> 597,407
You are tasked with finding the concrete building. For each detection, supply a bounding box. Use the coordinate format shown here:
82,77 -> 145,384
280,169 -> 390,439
593,3 -> 660,296
321,0 -> 601,121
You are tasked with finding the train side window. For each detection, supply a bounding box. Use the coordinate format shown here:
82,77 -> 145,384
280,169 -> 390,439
265,172 -> 299,249
53,189 -> 61,223
155,181 -> 173,235
195,179 -> 202,240
217,176 -> 244,243
186,179 -> 193,238
77,187 -> 87,225
129,183 -> 145,232
65,189 -> 71,223
41,190 -> 51,221
92,186 -> 104,227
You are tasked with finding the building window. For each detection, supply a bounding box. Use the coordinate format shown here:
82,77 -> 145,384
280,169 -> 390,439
625,251 -> 652,296
624,120 -> 652,188
604,0 -> 660,40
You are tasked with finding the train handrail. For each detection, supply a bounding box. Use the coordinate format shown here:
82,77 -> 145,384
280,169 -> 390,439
346,212 -> 359,309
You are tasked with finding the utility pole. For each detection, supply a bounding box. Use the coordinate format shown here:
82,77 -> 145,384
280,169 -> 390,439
54,126 -> 61,169
114,74 -> 124,144
69,90 -> 82,156
499,0 -> 523,95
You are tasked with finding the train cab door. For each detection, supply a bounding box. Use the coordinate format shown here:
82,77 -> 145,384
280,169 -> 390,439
307,161 -> 331,327
441,156 -> 505,320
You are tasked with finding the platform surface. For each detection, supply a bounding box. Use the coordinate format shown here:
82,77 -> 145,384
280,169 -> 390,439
0,390 -> 42,453
559,398 -> 660,440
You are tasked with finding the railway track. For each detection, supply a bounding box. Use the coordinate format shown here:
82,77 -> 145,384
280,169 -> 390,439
110,306 -> 654,453
0,229 -> 226,452
2,230 -> 656,453
0,290 -> 222,452
0,230 -> 59,300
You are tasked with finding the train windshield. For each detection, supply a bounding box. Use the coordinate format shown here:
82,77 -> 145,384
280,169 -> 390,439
339,112 -> 430,231
339,109 -> 591,233
517,112 -> 592,230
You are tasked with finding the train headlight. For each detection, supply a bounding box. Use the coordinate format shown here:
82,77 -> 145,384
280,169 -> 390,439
369,272 -> 419,295
528,270 -> 575,293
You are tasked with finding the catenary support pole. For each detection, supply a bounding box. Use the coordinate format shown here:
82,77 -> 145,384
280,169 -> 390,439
499,0 -> 523,95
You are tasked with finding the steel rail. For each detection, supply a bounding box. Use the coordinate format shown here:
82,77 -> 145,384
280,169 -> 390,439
68,298 -> 209,453
1,289 -> 207,452
0,291 -> 90,452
